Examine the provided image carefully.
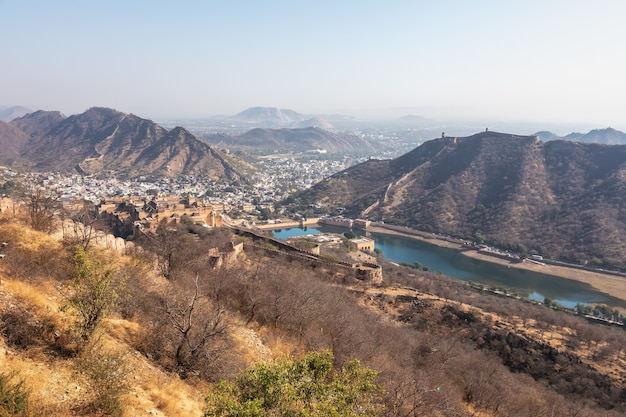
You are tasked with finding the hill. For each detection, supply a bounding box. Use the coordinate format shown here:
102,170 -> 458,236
227,106 -> 308,127
223,106 -> 350,129
564,127 -> 626,144
0,121 -> 30,167
295,116 -> 334,129
11,110 -> 66,137
0,105 -> 31,122
535,127 -> 626,144
203,126 -> 375,154
4,107 -> 246,180
296,131 -> 626,269
1,213 -> 625,416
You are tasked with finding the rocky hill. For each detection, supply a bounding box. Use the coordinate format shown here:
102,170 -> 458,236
0,121 -> 31,167
3,107 -> 246,180
535,127 -> 626,144
203,126 -> 375,155
564,127 -> 626,144
223,106 -> 352,129
298,131 -> 626,268
0,105 -> 31,121
11,109 -> 66,137
227,106 -> 308,127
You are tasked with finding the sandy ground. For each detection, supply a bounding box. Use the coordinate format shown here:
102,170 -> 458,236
367,225 -> 626,304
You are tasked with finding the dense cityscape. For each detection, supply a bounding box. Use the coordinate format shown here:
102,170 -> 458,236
0,154 -> 353,214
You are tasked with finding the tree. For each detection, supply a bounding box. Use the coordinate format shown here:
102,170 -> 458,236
61,246 -> 125,343
258,207 -> 272,221
203,350 -> 385,417
543,296 -> 553,307
21,180 -> 62,233
63,199 -> 100,249
163,274 -> 227,378
150,218 -> 195,280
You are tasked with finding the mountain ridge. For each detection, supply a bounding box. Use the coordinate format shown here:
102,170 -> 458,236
3,107 -> 246,180
202,126 -> 375,154
0,105 -> 32,121
224,106 -> 352,128
534,127 -> 626,144
298,131 -> 626,268
229,106 -> 306,126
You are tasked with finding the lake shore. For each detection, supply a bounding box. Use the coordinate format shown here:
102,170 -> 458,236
366,224 -> 626,304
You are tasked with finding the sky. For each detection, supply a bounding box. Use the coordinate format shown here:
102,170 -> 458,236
1,0 -> 626,128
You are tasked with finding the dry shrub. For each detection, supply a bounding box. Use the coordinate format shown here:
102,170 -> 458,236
0,290 -> 66,353
145,376 -> 207,417
77,345 -> 130,417
0,307 -> 41,350
0,338 -> 84,417
0,371 -> 30,417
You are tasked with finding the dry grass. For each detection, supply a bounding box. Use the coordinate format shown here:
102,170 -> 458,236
0,218 -> 295,416
2,278 -> 61,315
142,375 -> 207,417
230,327 -> 272,367
0,219 -> 211,416
106,318 -> 142,346
360,283 -> 626,390
1,273 -> 210,416
256,327 -> 302,358
1,339 -> 87,416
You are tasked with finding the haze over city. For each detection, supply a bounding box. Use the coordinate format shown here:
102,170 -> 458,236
2,0 -> 626,129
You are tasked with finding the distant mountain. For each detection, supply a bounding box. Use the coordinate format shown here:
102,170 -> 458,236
398,114 -> 427,122
564,128 -> 626,145
228,107 -> 306,127
11,110 -> 66,137
0,121 -> 30,167
295,117 -> 334,130
297,131 -> 626,269
224,107 -> 346,129
534,128 -> 626,145
4,107 -> 246,180
0,105 -> 32,122
202,126 -> 375,154
533,131 -> 562,142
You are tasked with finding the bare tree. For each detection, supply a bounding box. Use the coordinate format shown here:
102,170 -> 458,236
147,218 -> 200,280
163,274 -> 227,377
21,179 -> 62,233
63,199 -> 100,249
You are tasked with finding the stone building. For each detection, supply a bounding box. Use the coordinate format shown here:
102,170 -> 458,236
350,237 -> 375,252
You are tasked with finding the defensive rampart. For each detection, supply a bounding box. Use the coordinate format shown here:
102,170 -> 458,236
232,226 -> 382,283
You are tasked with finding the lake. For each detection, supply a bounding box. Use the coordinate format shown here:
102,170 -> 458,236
270,225 -> 626,310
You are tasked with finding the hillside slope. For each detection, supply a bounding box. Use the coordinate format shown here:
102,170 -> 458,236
0,105 -> 31,122
0,121 -> 31,167
299,131 -> 626,267
227,106 -> 308,127
1,216 -> 625,416
0,206 -> 626,417
203,126 -> 375,154
5,107 -> 246,180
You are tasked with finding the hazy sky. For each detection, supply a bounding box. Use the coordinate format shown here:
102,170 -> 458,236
2,0 -> 625,126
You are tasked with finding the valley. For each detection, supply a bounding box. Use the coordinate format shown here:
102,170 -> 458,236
2,106 -> 626,416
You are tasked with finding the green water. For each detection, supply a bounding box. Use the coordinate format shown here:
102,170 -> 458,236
271,226 -> 626,309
